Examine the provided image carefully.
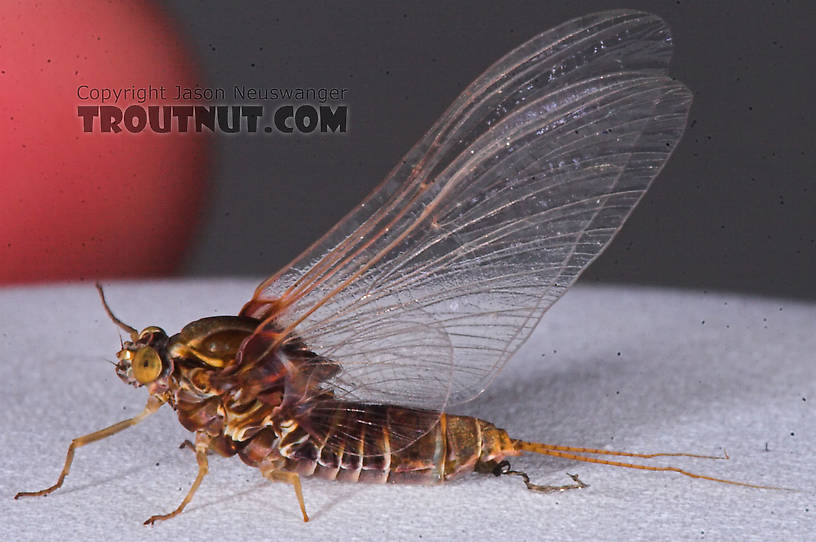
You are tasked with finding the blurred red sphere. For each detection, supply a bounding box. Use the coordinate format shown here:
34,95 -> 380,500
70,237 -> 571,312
0,0 -> 209,284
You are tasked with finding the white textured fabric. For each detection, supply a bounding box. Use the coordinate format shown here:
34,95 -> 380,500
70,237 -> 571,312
0,280 -> 812,541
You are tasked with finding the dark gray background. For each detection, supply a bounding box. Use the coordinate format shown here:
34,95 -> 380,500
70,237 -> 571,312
159,0 -> 815,299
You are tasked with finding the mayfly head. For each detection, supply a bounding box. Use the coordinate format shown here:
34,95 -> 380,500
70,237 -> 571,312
95,283 -> 172,390
115,326 -> 170,388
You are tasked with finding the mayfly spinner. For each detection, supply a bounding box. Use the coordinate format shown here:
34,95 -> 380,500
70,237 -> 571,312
15,10 -> 774,525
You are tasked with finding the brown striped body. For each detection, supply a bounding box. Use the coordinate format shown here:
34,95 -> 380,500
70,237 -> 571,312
158,317 -> 521,486
237,404 -> 520,485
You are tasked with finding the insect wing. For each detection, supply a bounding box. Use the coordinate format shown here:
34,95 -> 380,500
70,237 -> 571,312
242,10 -> 692,453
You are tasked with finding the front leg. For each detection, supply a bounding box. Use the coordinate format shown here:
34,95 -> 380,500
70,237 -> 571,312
144,432 -> 211,525
15,396 -> 164,499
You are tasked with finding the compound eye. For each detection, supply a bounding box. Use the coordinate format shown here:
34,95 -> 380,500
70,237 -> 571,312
132,347 -> 162,384
138,326 -> 166,345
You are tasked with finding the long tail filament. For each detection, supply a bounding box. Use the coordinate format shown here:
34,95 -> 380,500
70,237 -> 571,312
512,439 -> 788,490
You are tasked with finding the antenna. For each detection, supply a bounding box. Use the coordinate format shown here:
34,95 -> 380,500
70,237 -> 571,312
95,283 -> 138,342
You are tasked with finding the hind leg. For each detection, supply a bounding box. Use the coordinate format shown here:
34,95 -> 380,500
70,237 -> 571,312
262,469 -> 309,522
482,460 -> 588,493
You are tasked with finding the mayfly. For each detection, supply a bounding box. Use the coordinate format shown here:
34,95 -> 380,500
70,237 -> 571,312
15,10 -> 773,525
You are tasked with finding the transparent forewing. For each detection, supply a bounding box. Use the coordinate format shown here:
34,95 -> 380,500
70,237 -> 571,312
300,315 -> 455,406
244,10 -> 692,449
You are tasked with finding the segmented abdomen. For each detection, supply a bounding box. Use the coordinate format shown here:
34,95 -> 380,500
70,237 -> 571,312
237,403 -> 519,484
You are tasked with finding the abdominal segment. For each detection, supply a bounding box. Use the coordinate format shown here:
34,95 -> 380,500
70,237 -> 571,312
237,404 -> 520,484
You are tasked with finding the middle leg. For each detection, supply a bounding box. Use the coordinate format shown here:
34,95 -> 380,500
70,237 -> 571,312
144,432 -> 211,525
